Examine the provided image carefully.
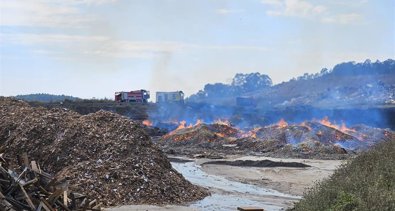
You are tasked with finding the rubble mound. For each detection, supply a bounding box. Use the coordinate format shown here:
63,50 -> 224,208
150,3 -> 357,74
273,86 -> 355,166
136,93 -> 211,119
254,122 -> 367,150
161,123 -> 239,146
158,120 -> 394,159
0,97 -> 208,206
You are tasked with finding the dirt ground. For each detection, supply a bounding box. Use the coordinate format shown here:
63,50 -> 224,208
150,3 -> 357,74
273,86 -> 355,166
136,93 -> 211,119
106,156 -> 344,211
199,156 -> 344,196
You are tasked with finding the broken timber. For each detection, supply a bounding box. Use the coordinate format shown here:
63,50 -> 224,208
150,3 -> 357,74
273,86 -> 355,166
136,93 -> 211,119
0,153 -> 102,211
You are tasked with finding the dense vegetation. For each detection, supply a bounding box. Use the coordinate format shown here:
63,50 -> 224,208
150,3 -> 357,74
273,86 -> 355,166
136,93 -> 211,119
15,93 -> 79,102
188,59 -> 395,107
288,58 -> 395,81
188,72 -> 272,101
290,139 -> 395,211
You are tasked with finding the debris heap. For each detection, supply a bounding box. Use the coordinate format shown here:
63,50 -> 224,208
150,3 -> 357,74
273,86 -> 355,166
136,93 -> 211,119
158,120 -> 394,159
0,97 -> 208,206
0,154 -> 101,211
162,123 -> 239,145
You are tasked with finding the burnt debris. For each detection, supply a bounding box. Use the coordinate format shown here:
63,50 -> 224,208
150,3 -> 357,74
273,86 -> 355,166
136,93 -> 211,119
158,120 -> 394,159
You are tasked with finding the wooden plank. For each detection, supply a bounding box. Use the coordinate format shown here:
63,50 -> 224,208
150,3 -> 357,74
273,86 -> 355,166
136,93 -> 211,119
92,202 -> 102,210
0,178 -> 10,184
72,192 -> 86,200
20,153 -> 29,167
0,153 -> 6,163
19,184 -> 35,210
16,167 -> 28,181
79,198 -> 87,208
55,199 -> 72,211
41,199 -> 55,211
36,202 -> 43,211
38,186 -> 50,195
88,199 -> 97,206
22,177 -> 38,187
31,161 -> 39,172
37,162 -> 42,173
48,189 -> 63,204
63,190 -> 68,206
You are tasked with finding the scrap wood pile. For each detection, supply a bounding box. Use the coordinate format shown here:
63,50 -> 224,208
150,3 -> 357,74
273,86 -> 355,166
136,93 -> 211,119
0,97 -> 208,207
161,123 -> 240,146
158,119 -> 394,158
252,121 -> 394,150
0,153 -> 101,211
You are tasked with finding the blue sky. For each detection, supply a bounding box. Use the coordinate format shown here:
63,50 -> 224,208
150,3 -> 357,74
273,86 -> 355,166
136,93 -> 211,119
0,0 -> 394,99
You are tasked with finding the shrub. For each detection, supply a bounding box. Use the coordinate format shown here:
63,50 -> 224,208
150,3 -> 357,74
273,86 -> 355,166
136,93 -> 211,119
290,139 -> 395,211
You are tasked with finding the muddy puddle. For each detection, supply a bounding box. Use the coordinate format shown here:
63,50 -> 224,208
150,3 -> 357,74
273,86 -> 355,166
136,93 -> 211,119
171,161 -> 301,211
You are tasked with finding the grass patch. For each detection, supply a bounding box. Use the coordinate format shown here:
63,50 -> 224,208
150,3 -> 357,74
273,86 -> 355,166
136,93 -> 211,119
290,139 -> 395,211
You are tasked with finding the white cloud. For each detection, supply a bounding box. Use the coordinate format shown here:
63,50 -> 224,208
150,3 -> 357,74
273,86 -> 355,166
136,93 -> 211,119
261,0 -> 282,6
263,0 -> 326,17
321,13 -> 362,24
216,8 -> 244,15
0,33 -> 269,60
262,0 -> 363,24
195,45 -> 269,51
0,0 -> 115,27
70,0 -> 118,5
328,0 -> 369,7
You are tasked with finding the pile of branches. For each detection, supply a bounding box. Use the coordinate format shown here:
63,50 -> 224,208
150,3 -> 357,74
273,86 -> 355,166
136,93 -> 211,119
0,153 -> 101,211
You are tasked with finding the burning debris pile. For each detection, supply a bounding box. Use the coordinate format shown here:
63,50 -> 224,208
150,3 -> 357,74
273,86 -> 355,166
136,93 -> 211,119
0,154 -> 101,211
162,120 -> 238,144
159,120 -> 242,156
158,118 -> 394,159
0,97 -> 208,206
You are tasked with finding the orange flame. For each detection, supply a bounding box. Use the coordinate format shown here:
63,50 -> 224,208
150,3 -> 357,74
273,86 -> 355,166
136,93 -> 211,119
185,119 -> 203,128
250,127 -> 260,139
215,133 -> 225,138
177,120 -> 187,130
142,120 -> 153,127
319,117 -> 335,128
194,119 -> 203,126
166,119 -> 204,136
319,117 -> 356,134
277,118 -> 288,128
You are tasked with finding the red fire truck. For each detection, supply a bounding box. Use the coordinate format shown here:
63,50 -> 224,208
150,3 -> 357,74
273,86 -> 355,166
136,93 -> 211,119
115,90 -> 150,103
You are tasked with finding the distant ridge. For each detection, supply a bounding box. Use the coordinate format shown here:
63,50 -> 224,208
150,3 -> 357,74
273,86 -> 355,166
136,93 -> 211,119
187,59 -> 395,107
15,93 -> 80,102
